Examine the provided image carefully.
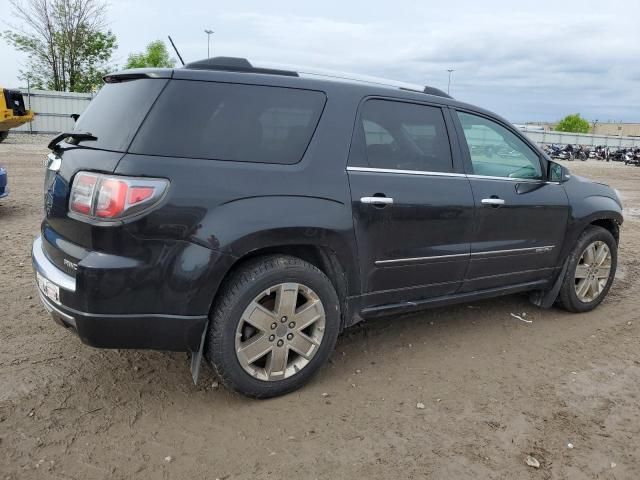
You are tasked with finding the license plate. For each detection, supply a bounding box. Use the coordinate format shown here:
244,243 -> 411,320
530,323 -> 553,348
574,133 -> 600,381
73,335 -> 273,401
37,271 -> 60,304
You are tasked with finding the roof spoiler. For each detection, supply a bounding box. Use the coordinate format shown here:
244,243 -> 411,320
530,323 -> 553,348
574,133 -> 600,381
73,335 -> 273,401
103,70 -> 173,83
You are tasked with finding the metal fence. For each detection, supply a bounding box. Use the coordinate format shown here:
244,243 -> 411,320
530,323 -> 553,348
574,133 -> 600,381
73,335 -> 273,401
520,129 -> 640,149
13,89 -> 93,134
11,88 -> 640,150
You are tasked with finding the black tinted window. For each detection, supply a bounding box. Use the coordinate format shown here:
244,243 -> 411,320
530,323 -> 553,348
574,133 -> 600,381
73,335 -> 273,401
130,81 -> 326,164
360,100 -> 452,172
73,79 -> 168,152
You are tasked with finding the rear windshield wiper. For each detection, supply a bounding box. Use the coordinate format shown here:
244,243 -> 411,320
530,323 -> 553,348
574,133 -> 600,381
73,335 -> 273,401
48,131 -> 98,151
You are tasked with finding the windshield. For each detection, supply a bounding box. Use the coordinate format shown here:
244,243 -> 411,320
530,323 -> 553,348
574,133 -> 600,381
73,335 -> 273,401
72,78 -> 168,152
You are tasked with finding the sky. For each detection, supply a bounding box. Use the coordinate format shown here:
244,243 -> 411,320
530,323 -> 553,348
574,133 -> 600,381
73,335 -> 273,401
1,0 -> 639,123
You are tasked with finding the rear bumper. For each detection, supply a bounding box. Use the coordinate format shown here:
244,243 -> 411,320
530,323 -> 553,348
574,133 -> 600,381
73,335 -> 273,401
32,236 -> 208,351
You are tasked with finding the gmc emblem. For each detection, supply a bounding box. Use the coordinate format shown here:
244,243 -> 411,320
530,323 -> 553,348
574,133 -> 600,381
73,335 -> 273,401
63,259 -> 78,271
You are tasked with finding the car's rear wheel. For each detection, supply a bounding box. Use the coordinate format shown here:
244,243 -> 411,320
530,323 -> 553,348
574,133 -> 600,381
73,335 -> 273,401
206,255 -> 340,398
557,226 -> 617,312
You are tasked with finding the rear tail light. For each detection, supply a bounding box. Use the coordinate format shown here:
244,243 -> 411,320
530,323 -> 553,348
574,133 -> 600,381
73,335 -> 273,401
69,173 -> 97,214
69,172 -> 169,221
95,178 -> 128,218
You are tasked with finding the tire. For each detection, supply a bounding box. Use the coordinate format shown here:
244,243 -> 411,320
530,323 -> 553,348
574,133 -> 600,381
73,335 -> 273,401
206,255 -> 341,398
0,131 -> 8,143
557,226 -> 617,313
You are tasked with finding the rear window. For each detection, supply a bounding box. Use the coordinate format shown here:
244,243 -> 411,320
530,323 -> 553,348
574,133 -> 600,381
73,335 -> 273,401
72,79 -> 168,152
359,99 -> 453,172
129,81 -> 326,164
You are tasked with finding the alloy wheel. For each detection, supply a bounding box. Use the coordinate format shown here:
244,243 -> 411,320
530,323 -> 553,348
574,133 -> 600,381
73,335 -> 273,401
574,240 -> 612,303
234,282 -> 326,381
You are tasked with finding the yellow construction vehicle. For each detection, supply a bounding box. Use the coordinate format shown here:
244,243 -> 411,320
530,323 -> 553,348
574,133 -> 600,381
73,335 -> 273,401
0,88 -> 34,143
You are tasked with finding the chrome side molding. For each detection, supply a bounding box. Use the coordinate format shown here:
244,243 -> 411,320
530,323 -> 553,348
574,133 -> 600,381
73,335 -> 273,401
375,245 -> 555,266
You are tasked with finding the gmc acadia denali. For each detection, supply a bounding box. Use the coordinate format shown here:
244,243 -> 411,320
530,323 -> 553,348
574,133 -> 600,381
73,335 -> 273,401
32,57 -> 623,398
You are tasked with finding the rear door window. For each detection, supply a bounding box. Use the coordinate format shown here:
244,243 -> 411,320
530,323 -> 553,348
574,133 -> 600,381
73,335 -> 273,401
358,99 -> 453,172
130,81 -> 326,164
72,78 -> 168,152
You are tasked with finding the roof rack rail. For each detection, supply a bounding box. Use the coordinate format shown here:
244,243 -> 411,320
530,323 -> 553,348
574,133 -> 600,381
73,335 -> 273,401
294,66 -> 453,99
183,57 -> 452,98
422,86 -> 452,99
183,56 -> 299,77
400,86 -> 452,99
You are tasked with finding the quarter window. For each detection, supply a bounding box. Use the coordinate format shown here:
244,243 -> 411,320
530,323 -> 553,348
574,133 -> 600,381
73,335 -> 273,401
359,100 -> 453,172
456,112 -> 542,179
130,81 -> 326,164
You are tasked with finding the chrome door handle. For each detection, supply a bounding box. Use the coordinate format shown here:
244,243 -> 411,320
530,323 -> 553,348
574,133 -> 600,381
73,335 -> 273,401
481,198 -> 505,206
361,196 -> 394,205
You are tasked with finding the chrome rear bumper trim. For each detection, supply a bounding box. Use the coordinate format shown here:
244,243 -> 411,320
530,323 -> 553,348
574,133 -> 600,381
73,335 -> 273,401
32,236 -> 76,292
38,290 -> 77,328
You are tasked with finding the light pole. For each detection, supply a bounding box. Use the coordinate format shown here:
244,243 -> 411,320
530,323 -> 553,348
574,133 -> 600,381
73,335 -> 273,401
447,69 -> 454,95
204,29 -> 214,58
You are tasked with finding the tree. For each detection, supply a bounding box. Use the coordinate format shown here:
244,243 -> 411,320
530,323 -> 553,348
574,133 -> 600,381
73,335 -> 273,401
555,114 -> 590,134
125,40 -> 176,69
1,0 -> 117,92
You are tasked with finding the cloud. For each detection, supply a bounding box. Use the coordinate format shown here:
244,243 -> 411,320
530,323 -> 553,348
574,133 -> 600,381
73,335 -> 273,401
2,0 -> 639,121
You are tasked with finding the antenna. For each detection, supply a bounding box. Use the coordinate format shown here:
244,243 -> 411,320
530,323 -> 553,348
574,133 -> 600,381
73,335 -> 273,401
167,35 -> 185,66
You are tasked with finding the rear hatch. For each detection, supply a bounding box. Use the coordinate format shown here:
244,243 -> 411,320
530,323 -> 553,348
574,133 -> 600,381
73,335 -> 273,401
42,73 -> 170,269
42,69 -> 326,276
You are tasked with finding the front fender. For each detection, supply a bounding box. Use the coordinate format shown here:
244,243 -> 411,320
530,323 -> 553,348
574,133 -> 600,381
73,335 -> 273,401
560,194 -> 623,261
572,195 -> 623,225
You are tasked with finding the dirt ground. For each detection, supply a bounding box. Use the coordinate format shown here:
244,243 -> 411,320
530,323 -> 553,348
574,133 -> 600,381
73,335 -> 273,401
1,133 -> 639,480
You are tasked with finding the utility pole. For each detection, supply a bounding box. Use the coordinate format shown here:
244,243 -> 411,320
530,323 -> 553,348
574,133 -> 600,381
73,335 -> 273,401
204,29 -> 214,58
26,77 -> 32,135
447,69 -> 454,95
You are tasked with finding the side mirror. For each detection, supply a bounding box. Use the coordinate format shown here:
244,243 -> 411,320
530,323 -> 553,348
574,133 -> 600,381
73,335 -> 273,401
548,161 -> 570,183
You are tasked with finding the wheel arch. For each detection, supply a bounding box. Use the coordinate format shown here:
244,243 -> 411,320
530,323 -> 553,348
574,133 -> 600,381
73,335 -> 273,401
193,193 -> 360,325
560,192 -> 623,260
535,213 -> 621,311
589,217 -> 620,244
209,241 -> 355,331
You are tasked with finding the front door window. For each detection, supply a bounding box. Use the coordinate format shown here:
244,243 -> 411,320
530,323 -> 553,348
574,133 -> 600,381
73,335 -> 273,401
457,112 -> 542,180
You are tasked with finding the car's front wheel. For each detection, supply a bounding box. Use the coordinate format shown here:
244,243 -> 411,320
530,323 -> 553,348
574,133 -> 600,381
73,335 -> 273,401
206,255 -> 340,398
557,226 -> 617,312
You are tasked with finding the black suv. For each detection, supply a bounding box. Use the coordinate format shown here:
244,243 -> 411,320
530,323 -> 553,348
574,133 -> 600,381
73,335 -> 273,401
33,57 -> 623,398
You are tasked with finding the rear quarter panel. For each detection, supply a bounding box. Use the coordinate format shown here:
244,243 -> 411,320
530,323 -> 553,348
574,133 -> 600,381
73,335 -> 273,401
113,85 -> 362,308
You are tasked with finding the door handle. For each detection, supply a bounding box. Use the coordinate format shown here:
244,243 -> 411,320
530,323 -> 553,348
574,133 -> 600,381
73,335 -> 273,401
481,198 -> 505,206
360,196 -> 394,205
